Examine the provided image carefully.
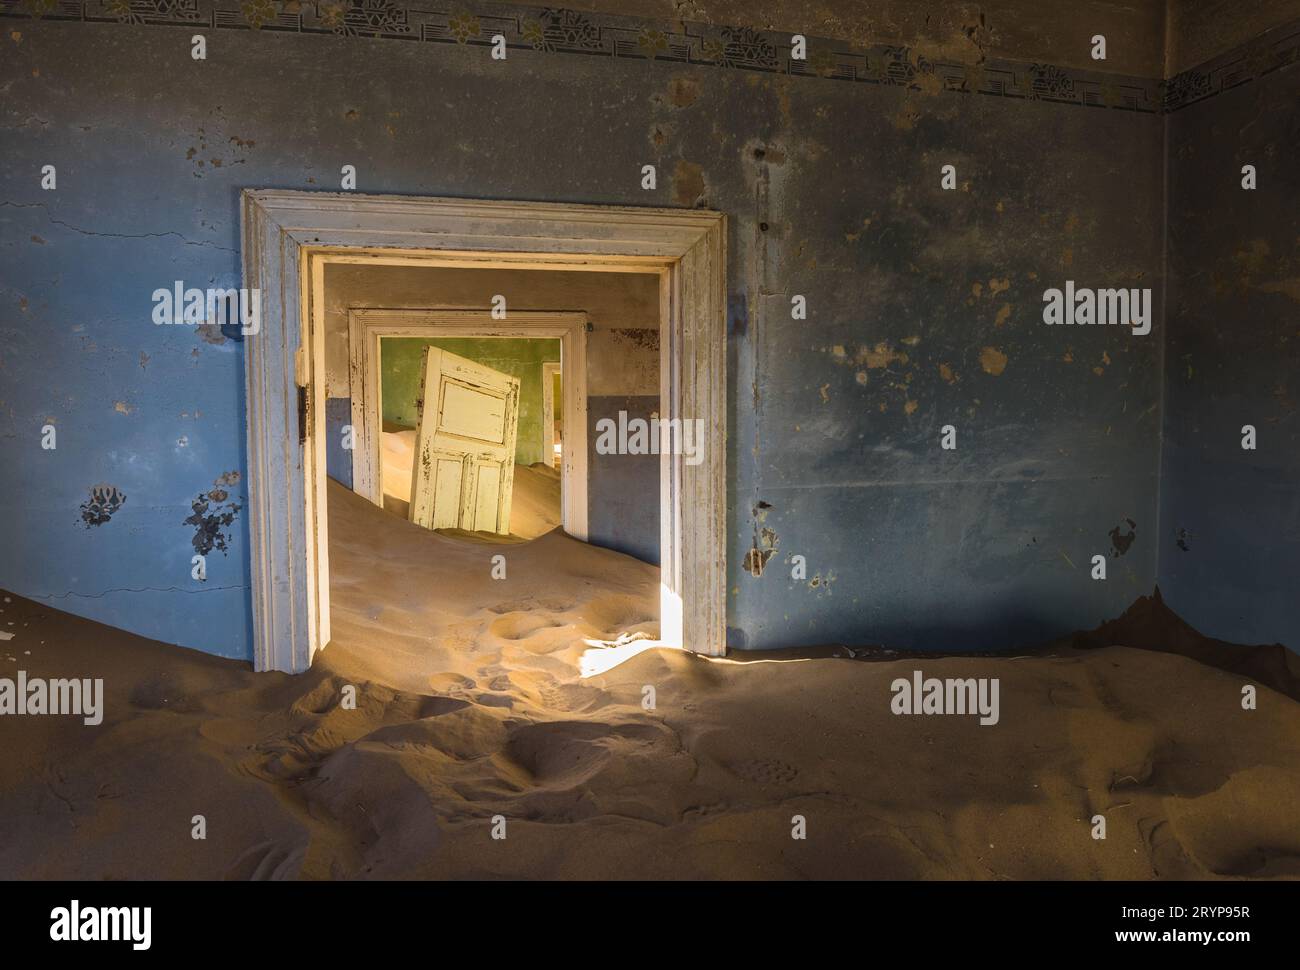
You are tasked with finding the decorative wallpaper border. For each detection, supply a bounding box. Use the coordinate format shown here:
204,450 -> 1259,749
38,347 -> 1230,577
1163,18 -> 1300,112
2,0 -> 1297,114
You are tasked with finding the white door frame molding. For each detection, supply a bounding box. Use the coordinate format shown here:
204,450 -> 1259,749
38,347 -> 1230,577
241,189 -> 727,673
345,308 -> 588,539
540,360 -> 562,469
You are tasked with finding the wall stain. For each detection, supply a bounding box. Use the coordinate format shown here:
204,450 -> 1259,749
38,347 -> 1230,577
808,570 -> 836,591
728,292 -> 748,337
671,159 -> 707,207
1109,518 -> 1137,556
667,76 -> 699,107
196,323 -> 226,345
980,346 -> 1008,375
831,341 -> 910,370
612,327 -> 659,352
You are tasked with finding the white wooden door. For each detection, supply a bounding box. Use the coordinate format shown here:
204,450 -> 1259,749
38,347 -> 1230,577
409,346 -> 520,535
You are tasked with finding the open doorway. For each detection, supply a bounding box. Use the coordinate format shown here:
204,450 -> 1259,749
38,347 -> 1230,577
342,308 -> 590,541
241,191 -> 727,673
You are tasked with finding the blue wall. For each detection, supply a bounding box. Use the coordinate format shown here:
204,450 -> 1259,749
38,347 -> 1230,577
1,6 -> 1286,662
1157,33 -> 1300,651
587,394 -> 660,565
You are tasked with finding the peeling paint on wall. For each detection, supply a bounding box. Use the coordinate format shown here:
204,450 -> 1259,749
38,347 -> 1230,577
196,323 -> 226,345
743,502 -> 778,577
743,546 -> 774,577
807,570 -> 836,591
185,473 -> 243,556
80,484 -> 125,527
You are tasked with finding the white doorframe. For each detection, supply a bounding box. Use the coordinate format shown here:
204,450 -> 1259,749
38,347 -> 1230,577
241,190 -> 727,674
345,308 -> 588,539
541,360 -> 562,469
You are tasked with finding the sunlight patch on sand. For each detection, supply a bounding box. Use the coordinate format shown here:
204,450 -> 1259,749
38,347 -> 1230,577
579,632 -> 676,677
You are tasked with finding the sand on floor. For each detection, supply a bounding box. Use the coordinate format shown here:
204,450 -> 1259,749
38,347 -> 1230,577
381,427 -> 561,540
1,479 -> 1298,880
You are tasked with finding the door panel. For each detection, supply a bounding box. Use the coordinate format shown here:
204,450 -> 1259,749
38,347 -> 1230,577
471,462 -> 503,532
440,381 -> 507,442
431,456 -> 464,529
409,346 -> 520,535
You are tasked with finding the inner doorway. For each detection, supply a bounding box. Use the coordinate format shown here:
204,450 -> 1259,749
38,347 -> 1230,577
344,308 -> 589,541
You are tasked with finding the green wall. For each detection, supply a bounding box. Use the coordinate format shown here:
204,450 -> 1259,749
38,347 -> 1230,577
381,337 -> 561,466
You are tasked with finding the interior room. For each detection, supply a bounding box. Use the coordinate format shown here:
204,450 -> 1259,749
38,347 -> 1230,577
0,0 -> 1297,901
324,263 -> 662,562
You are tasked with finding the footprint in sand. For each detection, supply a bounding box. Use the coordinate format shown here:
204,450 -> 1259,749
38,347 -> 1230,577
683,801 -> 728,819
580,594 -> 656,634
428,672 -> 476,692
489,612 -> 567,641
728,758 -> 799,786
536,681 -> 611,714
224,840 -> 305,881
502,720 -> 667,788
480,669 -> 610,714
503,721 -> 615,786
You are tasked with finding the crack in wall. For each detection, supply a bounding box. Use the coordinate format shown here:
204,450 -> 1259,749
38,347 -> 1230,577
0,201 -> 237,252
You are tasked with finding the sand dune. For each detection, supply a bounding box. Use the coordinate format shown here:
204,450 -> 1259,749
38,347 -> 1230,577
0,480 -> 1297,880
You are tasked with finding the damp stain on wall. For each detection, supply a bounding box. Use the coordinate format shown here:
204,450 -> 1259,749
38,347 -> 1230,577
667,76 -> 700,108
671,160 -> 707,207
979,346 -> 1009,376
1109,518 -> 1137,556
